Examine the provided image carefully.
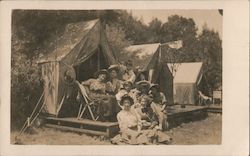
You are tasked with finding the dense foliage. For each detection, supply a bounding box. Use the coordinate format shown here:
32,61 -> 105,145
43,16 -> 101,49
11,10 -> 222,130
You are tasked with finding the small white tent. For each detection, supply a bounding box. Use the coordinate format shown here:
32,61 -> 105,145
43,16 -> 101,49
168,62 -> 208,104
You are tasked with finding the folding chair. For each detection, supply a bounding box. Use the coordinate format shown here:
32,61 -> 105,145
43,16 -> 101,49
76,81 -> 99,121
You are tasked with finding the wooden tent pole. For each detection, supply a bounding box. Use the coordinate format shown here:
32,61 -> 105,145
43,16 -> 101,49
159,43 -> 162,62
18,81 -> 52,136
18,91 -> 44,136
56,94 -> 66,116
29,91 -> 45,119
98,47 -> 100,70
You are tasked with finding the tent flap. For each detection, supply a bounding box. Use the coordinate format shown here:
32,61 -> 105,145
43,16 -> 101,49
41,62 -> 59,115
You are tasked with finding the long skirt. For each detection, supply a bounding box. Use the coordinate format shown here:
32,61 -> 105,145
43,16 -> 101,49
111,128 -> 172,145
150,103 -> 168,129
88,93 -> 121,122
58,98 -> 80,118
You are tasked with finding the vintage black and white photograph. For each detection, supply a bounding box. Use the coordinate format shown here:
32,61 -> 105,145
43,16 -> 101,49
10,9 -> 224,145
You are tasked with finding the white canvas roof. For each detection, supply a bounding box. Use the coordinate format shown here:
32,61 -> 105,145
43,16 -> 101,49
124,43 -> 160,59
168,62 -> 203,84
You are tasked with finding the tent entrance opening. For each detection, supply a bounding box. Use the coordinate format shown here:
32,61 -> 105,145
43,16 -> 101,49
74,48 -> 108,82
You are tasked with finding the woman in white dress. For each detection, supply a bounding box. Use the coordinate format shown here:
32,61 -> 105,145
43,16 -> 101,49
111,94 -> 172,145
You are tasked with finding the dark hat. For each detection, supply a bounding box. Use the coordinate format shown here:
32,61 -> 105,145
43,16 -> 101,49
136,80 -> 151,90
149,83 -> 160,91
63,68 -> 76,85
96,69 -> 110,82
120,94 -> 134,106
122,81 -> 133,87
97,69 -> 109,76
138,69 -> 148,75
108,64 -> 120,73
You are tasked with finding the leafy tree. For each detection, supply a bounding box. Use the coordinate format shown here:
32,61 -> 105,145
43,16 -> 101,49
116,11 -> 150,44
197,27 -> 222,90
11,10 -> 122,129
159,15 -> 199,61
160,15 -> 197,43
11,10 -> 222,130
11,31 -> 43,130
147,18 -> 162,42
105,24 -> 132,60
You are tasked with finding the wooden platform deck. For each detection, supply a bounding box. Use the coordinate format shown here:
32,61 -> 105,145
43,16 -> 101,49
45,117 -> 119,137
206,105 -> 222,113
167,105 -> 208,128
45,105 -> 217,137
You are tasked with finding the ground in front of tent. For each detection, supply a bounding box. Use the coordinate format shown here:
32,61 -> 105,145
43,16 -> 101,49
11,113 -> 221,145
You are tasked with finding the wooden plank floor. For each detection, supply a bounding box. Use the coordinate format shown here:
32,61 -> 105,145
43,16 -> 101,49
46,117 -> 118,127
166,105 -> 208,129
46,124 -> 107,136
45,117 -> 119,137
206,105 -> 222,113
167,105 -> 206,116
45,105 -> 213,137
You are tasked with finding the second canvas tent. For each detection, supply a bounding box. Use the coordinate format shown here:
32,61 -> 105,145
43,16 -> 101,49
124,43 -> 174,104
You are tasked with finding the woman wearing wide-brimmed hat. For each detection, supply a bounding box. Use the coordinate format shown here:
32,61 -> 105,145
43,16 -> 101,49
135,80 -> 151,96
81,69 -> 118,121
111,94 -> 172,145
81,69 -> 110,95
115,81 -> 139,108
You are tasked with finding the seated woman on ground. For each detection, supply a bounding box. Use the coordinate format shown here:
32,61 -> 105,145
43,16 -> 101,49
134,95 -> 159,130
80,69 -> 119,121
134,80 -> 151,106
149,84 -> 168,131
111,94 -> 172,145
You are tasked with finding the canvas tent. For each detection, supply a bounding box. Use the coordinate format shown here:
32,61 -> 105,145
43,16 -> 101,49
124,43 -> 174,104
37,19 -> 117,116
168,62 -> 208,104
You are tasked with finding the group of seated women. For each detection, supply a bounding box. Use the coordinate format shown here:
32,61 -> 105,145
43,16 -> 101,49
78,60 -> 168,124
61,60 -> 171,144
112,94 -> 171,145
79,61 -> 135,121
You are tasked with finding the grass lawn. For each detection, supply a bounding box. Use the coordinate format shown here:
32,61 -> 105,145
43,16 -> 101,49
11,113 -> 221,145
